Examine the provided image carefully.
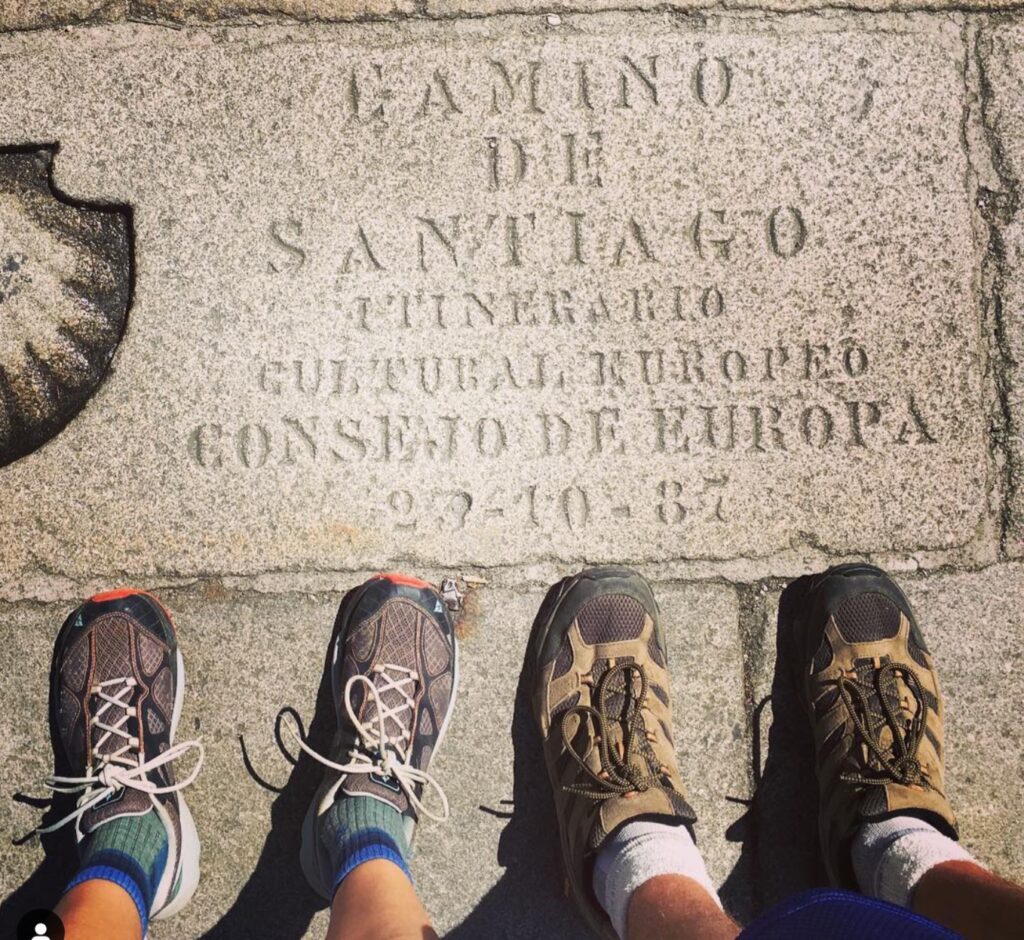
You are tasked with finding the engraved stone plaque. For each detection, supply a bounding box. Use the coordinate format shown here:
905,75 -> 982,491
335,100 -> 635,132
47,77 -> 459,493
0,148 -> 130,467
0,16 -> 990,577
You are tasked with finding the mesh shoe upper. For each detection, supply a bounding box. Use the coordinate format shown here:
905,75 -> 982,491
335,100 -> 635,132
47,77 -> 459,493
45,590 -> 203,916
303,575 -> 458,839
52,593 -> 181,832
796,564 -> 957,888
531,567 -> 696,940
335,587 -> 455,817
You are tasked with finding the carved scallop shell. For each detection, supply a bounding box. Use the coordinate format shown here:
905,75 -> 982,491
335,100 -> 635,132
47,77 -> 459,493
0,147 -> 130,467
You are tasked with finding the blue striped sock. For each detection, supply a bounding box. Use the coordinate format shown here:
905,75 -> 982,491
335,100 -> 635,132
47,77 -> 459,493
319,795 -> 411,892
64,810 -> 168,933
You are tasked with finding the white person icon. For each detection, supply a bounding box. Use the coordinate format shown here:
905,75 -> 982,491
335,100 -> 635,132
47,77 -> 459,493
16,909 -> 64,940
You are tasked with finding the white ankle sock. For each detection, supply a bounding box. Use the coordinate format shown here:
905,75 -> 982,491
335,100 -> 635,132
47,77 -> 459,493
592,819 -> 721,940
851,814 -> 977,907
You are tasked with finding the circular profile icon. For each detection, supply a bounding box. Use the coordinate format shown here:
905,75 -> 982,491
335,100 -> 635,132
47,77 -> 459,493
17,909 -> 64,940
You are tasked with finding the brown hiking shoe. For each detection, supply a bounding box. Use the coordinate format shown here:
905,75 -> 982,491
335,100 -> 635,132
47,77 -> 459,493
530,566 -> 697,939
792,563 -> 958,887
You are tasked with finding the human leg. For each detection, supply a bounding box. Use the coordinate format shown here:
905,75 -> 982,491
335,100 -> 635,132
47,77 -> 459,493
30,589 -> 203,939
284,574 -> 457,940
792,564 -> 1024,940
625,874 -> 738,940
529,566 -> 739,940
325,859 -> 436,940
55,879 -> 143,940
912,859 -> 1024,940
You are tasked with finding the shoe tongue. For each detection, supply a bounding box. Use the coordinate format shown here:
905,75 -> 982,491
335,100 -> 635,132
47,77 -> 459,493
341,665 -> 421,815
67,617 -> 153,834
594,659 -> 653,779
360,683 -> 411,748
89,618 -> 140,762
81,787 -> 153,834
852,657 -> 921,773
340,755 -> 412,814
601,720 -> 651,784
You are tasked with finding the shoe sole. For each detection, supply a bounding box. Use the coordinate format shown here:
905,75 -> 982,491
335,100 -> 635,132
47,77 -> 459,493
151,646 -> 201,921
144,593 -> 202,922
299,577 -> 461,899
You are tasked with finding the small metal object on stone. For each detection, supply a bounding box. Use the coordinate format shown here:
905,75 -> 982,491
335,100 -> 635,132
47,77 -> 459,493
440,577 -> 465,612
0,147 -> 130,467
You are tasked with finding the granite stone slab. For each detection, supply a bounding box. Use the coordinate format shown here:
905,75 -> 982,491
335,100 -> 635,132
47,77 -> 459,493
0,15 -> 991,579
983,24 -> 1024,556
5,0 -> 1024,31
130,0 -> 415,22
428,0 -> 1023,14
0,0 -> 124,31
0,579 -> 747,938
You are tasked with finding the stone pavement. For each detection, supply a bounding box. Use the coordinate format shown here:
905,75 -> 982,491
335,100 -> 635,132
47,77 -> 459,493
1,4 -> 1023,938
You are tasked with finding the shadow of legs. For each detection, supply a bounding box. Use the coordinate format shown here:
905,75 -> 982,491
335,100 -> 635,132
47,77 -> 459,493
444,581 -> 591,940
719,573 -> 831,926
0,815 -> 77,934
740,574 -> 827,919
717,694 -> 769,924
199,595 -> 352,940
3,624 -> 83,935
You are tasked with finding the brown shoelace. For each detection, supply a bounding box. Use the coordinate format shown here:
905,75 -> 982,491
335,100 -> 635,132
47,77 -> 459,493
560,661 -> 665,800
836,660 -> 928,788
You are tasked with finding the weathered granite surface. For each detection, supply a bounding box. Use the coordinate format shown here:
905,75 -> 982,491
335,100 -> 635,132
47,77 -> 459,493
0,14 -> 994,580
5,0 -> 1024,31
1,9 -> 1022,939
0,580 -> 747,938
983,24 -> 1024,557
428,0 -> 1023,14
131,0 -> 414,22
0,0 -> 124,31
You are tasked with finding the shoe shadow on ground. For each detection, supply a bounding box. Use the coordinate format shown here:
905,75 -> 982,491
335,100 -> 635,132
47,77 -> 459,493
719,574 -> 828,925
1,808 -> 77,933
199,596 -> 352,940
2,638 -> 81,934
445,615 -> 591,940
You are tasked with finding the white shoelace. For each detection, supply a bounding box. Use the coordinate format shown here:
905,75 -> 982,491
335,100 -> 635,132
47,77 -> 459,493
37,676 -> 204,835
285,664 -> 450,823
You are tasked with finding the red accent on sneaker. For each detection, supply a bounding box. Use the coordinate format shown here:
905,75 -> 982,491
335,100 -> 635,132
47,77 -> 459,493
87,588 -> 178,633
89,587 -> 145,602
376,573 -> 432,589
